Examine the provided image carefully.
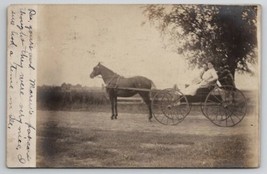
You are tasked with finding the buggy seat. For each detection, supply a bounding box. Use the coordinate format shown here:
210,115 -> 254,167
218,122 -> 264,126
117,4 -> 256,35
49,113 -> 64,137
185,69 -> 235,102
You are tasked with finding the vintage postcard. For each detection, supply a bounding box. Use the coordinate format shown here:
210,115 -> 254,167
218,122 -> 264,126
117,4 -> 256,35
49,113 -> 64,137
7,4 -> 261,168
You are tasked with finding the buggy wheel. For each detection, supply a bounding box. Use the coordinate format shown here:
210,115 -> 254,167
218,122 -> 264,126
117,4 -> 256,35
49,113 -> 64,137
201,102 -> 207,117
203,86 -> 247,127
152,88 -> 190,125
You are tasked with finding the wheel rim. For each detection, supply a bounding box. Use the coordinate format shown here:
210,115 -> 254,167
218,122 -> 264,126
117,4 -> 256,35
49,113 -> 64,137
203,86 -> 247,127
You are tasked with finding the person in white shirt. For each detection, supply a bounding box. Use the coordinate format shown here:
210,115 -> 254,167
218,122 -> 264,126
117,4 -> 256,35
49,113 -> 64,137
190,63 -> 208,85
183,61 -> 218,96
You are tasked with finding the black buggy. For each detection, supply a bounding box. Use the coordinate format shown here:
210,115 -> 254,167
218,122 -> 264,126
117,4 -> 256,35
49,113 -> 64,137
152,74 -> 247,127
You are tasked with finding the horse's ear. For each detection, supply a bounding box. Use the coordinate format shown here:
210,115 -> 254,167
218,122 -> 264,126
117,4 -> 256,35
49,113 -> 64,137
98,62 -> 101,65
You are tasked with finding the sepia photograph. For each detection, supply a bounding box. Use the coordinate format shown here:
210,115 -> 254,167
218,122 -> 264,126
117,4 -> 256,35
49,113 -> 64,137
7,4 -> 261,168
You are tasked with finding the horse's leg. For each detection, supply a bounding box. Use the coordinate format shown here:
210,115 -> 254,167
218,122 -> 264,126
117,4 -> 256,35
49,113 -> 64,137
114,96 -> 118,119
139,91 -> 153,121
110,96 -> 115,120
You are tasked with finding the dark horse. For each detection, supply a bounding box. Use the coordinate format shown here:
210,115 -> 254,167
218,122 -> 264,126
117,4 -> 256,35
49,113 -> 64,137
90,62 -> 154,121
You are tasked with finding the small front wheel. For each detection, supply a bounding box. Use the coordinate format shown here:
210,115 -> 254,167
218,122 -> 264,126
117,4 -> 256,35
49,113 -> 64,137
152,89 -> 191,125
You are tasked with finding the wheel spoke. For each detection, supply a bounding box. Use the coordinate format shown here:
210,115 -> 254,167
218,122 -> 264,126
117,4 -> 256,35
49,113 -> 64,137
232,112 -> 240,119
211,92 -> 223,103
225,115 -> 228,126
160,115 -> 165,123
229,115 -> 235,125
206,99 -> 222,105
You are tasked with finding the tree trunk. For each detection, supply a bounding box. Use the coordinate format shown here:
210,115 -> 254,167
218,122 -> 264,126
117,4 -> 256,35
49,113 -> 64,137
230,68 -> 235,80
228,57 -> 237,81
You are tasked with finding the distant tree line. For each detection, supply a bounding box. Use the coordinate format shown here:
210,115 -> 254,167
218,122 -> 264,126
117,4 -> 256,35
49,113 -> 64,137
37,83 -> 109,110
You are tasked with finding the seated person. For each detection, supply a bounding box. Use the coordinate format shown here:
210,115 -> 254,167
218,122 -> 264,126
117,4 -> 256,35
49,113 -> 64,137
217,65 -> 236,88
183,61 -> 218,96
192,63 -> 208,84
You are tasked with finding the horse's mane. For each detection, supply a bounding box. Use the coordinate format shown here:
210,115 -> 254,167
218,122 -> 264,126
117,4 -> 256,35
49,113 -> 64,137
99,63 -> 122,77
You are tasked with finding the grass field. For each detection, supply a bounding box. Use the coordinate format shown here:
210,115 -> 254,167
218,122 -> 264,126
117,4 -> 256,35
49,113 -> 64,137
36,103 -> 259,168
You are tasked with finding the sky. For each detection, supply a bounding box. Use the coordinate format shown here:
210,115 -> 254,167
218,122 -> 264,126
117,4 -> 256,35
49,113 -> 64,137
37,5 -> 258,90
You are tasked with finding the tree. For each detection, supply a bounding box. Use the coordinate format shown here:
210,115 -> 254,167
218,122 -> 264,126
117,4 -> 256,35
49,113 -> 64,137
143,5 -> 258,78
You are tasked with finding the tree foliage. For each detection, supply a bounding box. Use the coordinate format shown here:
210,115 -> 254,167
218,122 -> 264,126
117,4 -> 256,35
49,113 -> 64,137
143,5 -> 258,77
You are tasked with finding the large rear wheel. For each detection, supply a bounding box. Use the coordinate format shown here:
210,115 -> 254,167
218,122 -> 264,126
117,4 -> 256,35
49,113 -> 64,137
203,86 -> 247,127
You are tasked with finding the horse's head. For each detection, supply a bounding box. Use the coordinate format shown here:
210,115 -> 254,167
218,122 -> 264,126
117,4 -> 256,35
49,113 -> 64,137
90,62 -> 102,78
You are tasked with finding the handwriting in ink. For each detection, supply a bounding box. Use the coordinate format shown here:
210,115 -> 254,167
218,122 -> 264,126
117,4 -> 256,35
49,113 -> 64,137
16,126 -> 22,150
8,104 -> 24,128
29,79 -> 35,115
10,50 -> 13,57
17,9 -> 26,30
14,48 -> 28,69
19,73 -> 25,96
17,9 -> 27,47
19,31 -> 27,47
17,154 -> 26,164
24,122 -> 35,161
8,114 -> 22,129
8,7 -> 37,166
10,10 -> 15,25
10,31 -> 18,47
9,64 -> 16,89
28,9 -> 36,20
28,52 -> 35,70
25,25 -> 34,51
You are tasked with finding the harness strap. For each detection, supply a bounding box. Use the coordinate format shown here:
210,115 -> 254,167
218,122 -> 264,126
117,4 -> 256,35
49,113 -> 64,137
106,75 -> 121,89
106,75 -> 116,86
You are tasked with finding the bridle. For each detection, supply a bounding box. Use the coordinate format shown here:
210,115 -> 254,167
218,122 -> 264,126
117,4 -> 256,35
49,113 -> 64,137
91,64 -> 121,88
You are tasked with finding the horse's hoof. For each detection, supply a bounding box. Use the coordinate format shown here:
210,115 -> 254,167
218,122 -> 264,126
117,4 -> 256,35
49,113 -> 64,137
111,116 -> 114,120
